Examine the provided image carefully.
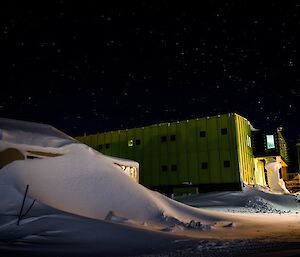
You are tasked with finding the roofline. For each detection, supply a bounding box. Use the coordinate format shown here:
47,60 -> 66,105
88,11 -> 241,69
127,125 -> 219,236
77,112 -> 259,137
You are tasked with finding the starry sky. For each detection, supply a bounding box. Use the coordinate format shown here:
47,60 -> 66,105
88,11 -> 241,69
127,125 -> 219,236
0,1 -> 299,147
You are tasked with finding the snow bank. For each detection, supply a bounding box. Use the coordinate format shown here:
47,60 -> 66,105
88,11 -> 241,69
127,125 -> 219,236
265,160 -> 290,194
1,118 -> 300,256
178,185 -> 300,214
0,118 -> 225,226
0,118 -> 75,149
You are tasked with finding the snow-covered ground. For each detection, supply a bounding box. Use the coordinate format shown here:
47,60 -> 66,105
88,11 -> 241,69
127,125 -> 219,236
0,118 -> 300,257
177,185 -> 300,214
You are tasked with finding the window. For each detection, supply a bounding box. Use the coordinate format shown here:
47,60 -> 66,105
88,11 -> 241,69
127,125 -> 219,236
161,136 -> 167,143
161,165 -> 168,172
171,164 -> 177,171
221,128 -> 228,135
201,162 -> 208,169
200,131 -> 206,137
266,135 -> 275,149
135,139 -> 141,145
27,155 -> 39,159
128,139 -> 134,147
247,135 -> 252,147
224,160 -> 230,167
170,135 -> 176,141
98,144 -> 103,150
105,143 -> 110,149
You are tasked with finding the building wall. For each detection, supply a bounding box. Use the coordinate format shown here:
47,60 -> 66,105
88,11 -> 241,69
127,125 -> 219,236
234,114 -> 255,185
76,113 -> 252,190
277,130 -> 289,164
253,158 -> 267,186
0,148 -> 25,168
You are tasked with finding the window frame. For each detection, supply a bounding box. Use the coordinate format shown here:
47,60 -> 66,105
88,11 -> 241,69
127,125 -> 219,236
200,131 -> 206,137
223,160 -> 230,168
201,162 -> 208,169
221,128 -> 228,135
161,165 -> 168,172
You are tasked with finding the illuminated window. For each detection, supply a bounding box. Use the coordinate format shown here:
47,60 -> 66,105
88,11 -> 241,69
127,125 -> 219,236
221,128 -> 228,135
170,135 -> 176,141
200,131 -> 206,137
161,136 -> 167,143
171,164 -> 177,171
266,135 -> 275,149
128,139 -> 134,147
201,162 -> 208,169
224,160 -> 230,167
247,135 -> 252,147
136,139 -> 141,145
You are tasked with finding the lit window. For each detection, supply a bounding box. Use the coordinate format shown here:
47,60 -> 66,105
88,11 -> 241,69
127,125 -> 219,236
247,135 -> 252,147
221,128 -> 228,135
200,131 -> 206,137
128,139 -> 134,147
266,135 -> 275,149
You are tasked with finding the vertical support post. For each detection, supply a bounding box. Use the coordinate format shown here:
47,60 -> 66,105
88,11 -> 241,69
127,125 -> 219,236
17,184 -> 29,226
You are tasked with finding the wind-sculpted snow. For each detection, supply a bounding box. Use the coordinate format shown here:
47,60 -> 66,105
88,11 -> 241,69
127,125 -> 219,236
265,160 -> 290,194
0,118 -> 225,225
0,118 -> 75,148
1,119 -> 300,256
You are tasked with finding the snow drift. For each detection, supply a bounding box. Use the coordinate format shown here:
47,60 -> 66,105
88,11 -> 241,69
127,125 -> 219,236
0,118 -> 223,225
1,118 -> 300,257
265,160 -> 290,194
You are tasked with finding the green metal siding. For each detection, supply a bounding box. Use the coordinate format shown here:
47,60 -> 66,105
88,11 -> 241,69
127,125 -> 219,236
234,114 -> 254,184
77,113 -> 250,189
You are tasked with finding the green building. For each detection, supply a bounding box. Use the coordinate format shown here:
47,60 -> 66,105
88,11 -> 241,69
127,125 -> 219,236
76,113 -> 288,195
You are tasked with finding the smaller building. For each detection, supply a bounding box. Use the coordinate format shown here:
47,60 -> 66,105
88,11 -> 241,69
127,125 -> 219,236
252,128 -> 289,182
0,118 -> 140,183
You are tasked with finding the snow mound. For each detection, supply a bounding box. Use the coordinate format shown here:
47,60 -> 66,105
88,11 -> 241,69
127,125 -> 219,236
265,160 -> 290,194
178,185 -> 300,214
245,196 -> 292,214
0,118 -> 75,148
0,118 -> 226,226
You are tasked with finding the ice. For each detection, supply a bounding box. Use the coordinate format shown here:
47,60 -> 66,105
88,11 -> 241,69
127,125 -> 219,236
1,118 -> 300,256
0,118 -> 226,224
178,185 -> 300,214
265,160 -> 290,194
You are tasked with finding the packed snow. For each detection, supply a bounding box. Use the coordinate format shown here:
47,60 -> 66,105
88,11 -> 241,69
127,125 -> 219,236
0,118 -> 300,256
178,185 -> 300,214
265,160 -> 290,194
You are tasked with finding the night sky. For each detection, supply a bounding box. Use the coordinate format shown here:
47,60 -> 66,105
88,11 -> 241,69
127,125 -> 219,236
0,1 -> 299,147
